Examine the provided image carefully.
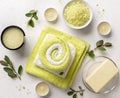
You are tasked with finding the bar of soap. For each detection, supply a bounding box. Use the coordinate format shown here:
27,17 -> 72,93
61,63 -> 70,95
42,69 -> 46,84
85,59 -> 119,93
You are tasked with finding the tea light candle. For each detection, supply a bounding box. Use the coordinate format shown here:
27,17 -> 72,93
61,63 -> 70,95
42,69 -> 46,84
35,82 -> 49,96
44,8 -> 58,22
97,21 -> 111,35
1,26 -> 25,50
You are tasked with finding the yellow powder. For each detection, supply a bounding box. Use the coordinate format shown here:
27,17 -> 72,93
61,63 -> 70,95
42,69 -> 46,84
64,1 -> 90,26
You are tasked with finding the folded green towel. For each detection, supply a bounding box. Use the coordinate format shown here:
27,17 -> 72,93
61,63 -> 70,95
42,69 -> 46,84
25,25 -> 89,89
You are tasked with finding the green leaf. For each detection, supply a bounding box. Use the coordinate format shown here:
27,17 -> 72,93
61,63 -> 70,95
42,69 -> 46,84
18,65 -> 23,75
80,92 -> 83,96
98,46 -> 106,51
4,67 -> 17,78
96,40 -> 104,47
73,93 -> 77,98
4,67 -> 13,73
4,55 -> 12,65
59,72 -> 64,75
0,60 -> 8,66
88,50 -> 95,58
33,15 -> 38,20
81,89 -> 85,92
80,89 -> 85,95
78,86 -> 82,90
28,19 -> 34,27
104,42 -> 112,47
67,91 -> 74,96
8,72 -> 17,78
25,13 -> 32,17
79,86 -> 85,96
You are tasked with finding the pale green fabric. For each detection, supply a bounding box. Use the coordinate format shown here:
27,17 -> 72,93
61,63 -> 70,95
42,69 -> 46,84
25,25 -> 89,89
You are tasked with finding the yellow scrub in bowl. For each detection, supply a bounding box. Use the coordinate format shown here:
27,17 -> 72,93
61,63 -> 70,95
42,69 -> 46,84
63,0 -> 92,29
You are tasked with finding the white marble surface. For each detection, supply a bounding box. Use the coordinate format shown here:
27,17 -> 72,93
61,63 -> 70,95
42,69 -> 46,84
0,0 -> 120,98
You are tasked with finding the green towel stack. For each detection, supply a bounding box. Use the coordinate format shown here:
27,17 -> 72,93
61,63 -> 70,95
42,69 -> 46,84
25,25 -> 89,89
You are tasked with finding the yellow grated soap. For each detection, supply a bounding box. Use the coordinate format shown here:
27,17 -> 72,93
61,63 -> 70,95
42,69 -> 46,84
64,1 -> 90,26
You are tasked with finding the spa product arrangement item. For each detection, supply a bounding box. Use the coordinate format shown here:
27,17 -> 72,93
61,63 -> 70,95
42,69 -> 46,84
97,21 -> 111,35
0,55 -> 23,80
26,25 -> 89,89
1,26 -> 25,50
44,8 -> 58,22
63,0 -> 92,29
25,10 -> 38,27
35,82 -> 50,96
88,40 -> 112,58
67,86 -> 85,97
83,56 -> 119,94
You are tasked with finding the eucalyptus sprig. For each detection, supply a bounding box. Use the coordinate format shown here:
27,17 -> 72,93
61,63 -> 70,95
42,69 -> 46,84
67,86 -> 85,98
0,55 -> 23,80
25,10 -> 38,27
88,40 -> 112,58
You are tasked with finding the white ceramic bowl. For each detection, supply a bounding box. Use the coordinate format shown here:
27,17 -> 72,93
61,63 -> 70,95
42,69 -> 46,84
63,0 -> 93,29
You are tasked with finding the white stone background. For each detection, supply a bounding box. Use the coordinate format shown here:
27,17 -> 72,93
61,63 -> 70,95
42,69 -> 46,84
0,0 -> 120,98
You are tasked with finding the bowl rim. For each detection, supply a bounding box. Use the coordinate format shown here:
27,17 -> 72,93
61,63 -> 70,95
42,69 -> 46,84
63,0 -> 93,29
1,25 -> 25,50
82,56 -> 119,94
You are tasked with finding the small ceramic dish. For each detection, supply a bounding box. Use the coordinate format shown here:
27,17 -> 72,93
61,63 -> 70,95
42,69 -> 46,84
97,21 -> 111,36
82,56 -> 119,94
1,25 -> 25,50
63,0 -> 93,29
35,82 -> 50,96
44,8 -> 58,22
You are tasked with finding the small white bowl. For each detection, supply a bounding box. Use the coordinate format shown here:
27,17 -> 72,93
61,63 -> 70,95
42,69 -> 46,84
35,82 -> 50,96
44,8 -> 58,22
63,0 -> 93,29
97,21 -> 111,36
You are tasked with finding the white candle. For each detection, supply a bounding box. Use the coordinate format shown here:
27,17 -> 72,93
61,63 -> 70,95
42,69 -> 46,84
44,8 -> 58,22
97,21 -> 111,35
35,82 -> 49,96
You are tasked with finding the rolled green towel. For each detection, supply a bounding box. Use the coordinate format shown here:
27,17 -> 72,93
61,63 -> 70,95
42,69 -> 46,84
39,35 -> 71,71
34,34 -> 76,78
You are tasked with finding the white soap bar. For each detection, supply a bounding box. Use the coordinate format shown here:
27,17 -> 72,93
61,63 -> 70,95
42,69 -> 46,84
85,59 -> 119,93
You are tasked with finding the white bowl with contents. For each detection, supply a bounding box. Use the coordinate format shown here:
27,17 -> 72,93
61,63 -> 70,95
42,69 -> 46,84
82,56 -> 119,94
1,26 -> 25,50
97,21 -> 111,35
63,0 -> 93,29
35,82 -> 50,96
44,8 -> 58,22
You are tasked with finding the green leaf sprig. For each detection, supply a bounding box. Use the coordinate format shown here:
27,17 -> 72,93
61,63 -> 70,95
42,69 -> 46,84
0,55 -> 23,80
88,40 -> 112,58
67,86 -> 85,98
25,10 -> 38,27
